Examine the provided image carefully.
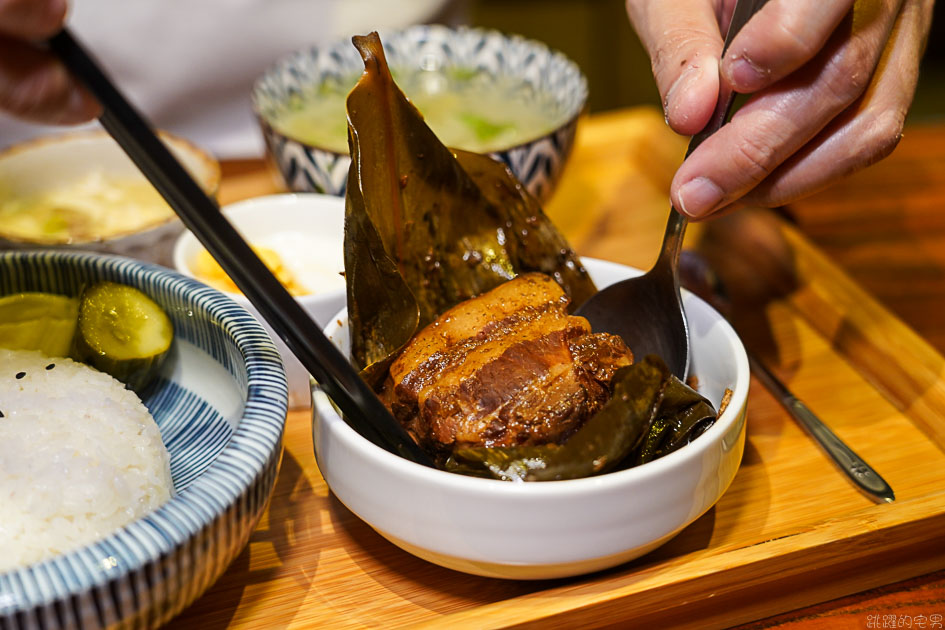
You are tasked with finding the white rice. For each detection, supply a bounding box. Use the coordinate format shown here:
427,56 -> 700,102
0,348 -> 173,572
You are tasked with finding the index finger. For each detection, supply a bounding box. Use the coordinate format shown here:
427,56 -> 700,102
672,3 -> 900,218
720,0 -> 860,92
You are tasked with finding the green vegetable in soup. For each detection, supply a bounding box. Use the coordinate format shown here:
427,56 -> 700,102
458,113 -> 515,143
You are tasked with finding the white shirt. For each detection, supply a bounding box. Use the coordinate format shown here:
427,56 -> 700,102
0,0 -> 464,157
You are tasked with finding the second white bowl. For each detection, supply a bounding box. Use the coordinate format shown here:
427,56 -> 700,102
174,193 -> 346,408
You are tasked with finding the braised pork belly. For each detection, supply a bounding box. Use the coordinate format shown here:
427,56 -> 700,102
381,273 -> 632,452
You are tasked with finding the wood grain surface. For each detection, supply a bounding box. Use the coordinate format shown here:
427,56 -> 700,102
735,123 -> 945,629
168,108 -> 945,629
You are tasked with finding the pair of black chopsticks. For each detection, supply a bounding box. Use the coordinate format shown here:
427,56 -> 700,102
47,29 -> 434,468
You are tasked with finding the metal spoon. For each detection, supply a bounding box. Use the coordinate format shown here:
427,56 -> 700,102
679,250 -> 895,503
575,0 -> 771,380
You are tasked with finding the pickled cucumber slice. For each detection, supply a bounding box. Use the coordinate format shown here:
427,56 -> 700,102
0,292 -> 79,357
74,281 -> 174,391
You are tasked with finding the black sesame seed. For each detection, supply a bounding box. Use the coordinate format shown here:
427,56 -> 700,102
0,410 -> 4,418
15,372 -> 25,380
45,363 -> 55,370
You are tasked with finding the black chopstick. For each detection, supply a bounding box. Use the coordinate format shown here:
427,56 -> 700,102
47,28 -> 434,468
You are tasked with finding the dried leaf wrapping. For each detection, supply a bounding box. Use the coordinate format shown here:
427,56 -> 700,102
631,374 -> 718,465
344,32 -> 596,373
342,33 -> 718,480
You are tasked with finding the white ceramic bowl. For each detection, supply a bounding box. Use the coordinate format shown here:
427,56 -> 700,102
0,130 -> 220,267
312,258 -> 749,579
0,250 -> 287,627
174,193 -> 346,408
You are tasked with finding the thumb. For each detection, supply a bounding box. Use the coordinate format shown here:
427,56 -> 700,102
626,0 -> 725,135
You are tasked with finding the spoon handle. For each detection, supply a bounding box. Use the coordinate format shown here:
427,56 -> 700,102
748,353 -> 895,503
686,0 -> 773,158
701,0 -> 895,504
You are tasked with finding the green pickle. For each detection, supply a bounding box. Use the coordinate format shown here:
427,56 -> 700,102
0,292 -> 79,357
73,281 -> 174,392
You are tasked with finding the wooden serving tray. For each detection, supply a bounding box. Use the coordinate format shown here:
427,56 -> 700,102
171,108 -> 945,629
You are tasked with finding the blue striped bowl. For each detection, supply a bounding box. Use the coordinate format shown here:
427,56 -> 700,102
0,250 -> 288,629
252,24 -> 587,203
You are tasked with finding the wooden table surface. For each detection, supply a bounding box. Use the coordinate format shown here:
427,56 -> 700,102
733,122 -> 945,629
169,108 -> 945,629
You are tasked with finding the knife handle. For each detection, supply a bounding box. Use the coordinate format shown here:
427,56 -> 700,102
748,353 -> 895,503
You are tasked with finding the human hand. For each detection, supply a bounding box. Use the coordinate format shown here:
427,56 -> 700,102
0,0 -> 99,123
626,0 -> 934,219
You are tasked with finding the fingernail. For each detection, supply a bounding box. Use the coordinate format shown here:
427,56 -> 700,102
677,177 -> 725,218
727,55 -> 768,91
664,66 -> 702,122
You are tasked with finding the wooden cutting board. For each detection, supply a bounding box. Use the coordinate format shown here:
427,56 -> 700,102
171,107 -> 945,629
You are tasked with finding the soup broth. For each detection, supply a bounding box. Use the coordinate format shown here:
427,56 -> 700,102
272,69 -> 566,154
0,172 -> 172,243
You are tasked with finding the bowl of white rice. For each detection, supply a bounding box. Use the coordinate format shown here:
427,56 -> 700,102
0,250 -> 288,628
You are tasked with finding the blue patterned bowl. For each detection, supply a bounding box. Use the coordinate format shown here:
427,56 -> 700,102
0,251 -> 288,629
252,24 -> 588,203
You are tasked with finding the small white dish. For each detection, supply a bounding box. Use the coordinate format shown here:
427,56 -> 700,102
312,257 -> 750,579
174,193 -> 346,408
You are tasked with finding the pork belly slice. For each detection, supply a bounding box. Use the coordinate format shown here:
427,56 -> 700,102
382,273 -> 632,451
